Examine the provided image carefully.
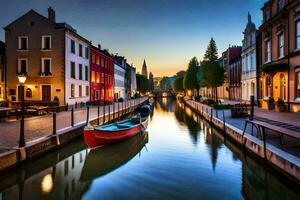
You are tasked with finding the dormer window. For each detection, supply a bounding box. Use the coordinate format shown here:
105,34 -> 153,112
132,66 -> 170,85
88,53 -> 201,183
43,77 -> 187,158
42,35 -> 51,50
18,36 -> 28,50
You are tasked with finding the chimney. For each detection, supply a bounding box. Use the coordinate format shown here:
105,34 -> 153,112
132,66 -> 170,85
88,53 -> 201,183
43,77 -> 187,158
98,44 -> 101,50
48,7 -> 55,22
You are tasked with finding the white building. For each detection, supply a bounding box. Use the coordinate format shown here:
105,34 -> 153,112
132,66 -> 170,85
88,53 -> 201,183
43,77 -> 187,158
65,31 -> 90,105
241,13 -> 258,103
130,67 -> 137,97
113,56 -> 126,100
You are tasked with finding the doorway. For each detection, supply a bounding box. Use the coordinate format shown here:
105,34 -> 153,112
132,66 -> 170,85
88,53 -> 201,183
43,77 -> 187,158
42,85 -> 51,101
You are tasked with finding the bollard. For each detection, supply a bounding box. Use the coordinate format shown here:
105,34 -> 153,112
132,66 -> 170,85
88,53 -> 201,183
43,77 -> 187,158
210,108 -> 213,123
86,106 -> 89,125
52,112 -> 57,135
108,103 -> 111,122
103,103 -> 106,124
71,107 -> 74,127
97,105 -> 100,125
250,95 -> 254,121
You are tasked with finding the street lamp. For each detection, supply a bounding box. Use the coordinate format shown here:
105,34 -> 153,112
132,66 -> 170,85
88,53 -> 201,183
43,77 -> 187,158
18,74 -> 27,147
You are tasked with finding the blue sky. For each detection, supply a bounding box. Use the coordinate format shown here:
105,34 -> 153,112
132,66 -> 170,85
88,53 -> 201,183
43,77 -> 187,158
0,0 -> 266,76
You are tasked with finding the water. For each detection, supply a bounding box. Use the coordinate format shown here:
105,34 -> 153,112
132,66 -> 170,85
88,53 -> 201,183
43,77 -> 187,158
0,98 -> 299,200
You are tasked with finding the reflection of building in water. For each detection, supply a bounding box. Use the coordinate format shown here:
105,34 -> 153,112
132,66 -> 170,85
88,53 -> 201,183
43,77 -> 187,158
1,149 -> 88,200
156,97 -> 175,112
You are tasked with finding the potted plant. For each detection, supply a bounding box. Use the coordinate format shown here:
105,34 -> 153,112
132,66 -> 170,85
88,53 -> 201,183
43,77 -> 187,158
276,98 -> 286,112
267,97 -> 275,110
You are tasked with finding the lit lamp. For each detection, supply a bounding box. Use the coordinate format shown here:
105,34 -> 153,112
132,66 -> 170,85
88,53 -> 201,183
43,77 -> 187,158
18,74 -> 27,147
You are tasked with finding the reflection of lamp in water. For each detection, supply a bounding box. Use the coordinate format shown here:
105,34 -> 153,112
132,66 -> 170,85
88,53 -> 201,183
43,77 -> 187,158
41,174 -> 53,194
162,96 -> 167,105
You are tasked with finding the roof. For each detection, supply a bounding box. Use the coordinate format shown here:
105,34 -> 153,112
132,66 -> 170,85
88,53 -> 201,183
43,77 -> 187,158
91,45 -> 113,60
4,9 -> 90,44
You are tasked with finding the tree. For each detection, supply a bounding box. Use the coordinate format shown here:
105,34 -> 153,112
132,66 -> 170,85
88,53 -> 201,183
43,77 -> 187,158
149,72 -> 154,91
176,70 -> 186,78
203,38 -> 218,62
202,61 -> 224,101
172,76 -> 184,93
183,57 -> 200,96
136,74 -> 149,94
159,76 -> 172,91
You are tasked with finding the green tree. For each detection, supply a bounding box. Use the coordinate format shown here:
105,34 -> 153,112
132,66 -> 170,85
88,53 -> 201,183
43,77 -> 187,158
136,74 -> 149,94
203,38 -> 218,62
183,57 -> 200,96
172,76 -> 184,93
202,61 -> 224,101
159,76 -> 172,91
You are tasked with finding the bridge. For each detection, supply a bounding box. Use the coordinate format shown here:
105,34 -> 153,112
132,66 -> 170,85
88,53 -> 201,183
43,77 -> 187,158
152,89 -> 175,98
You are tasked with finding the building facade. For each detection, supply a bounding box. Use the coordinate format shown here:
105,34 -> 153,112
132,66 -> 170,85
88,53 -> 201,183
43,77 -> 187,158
90,45 -> 114,103
259,0 -> 300,112
241,13 -> 258,103
0,41 -> 5,101
113,56 -> 126,100
229,53 -> 242,100
4,7 -> 90,105
130,66 -> 137,97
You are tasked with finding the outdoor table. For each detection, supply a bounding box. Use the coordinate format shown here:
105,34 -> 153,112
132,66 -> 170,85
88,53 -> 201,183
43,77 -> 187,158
27,106 -> 49,116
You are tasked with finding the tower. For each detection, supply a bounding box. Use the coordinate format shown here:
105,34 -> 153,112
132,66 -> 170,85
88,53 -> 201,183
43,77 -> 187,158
142,59 -> 148,78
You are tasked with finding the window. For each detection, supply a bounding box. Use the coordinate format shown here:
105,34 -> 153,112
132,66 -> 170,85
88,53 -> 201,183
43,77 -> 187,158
91,71 -> 95,82
92,54 -> 95,64
42,35 -> 51,50
96,72 -> 100,83
265,10 -> 271,21
85,47 -> 89,59
79,85 -> 82,97
71,62 -> 75,78
105,74 -> 108,85
18,59 -> 27,74
296,69 -> 300,98
278,32 -> 284,58
41,58 -> 51,75
277,0 -> 284,11
265,40 -> 271,62
101,58 -> 104,67
18,36 -> 28,50
0,70 -> 4,82
265,76 -> 272,97
101,89 -> 104,99
96,56 -> 100,65
101,73 -> 104,83
79,64 -> 83,80
296,20 -> 300,49
86,86 -> 89,96
71,39 -> 75,54
79,44 -> 83,57
71,84 -> 75,98
85,66 -> 88,81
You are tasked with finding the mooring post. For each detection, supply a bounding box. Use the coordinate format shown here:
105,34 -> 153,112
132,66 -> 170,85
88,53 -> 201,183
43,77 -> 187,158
103,103 -> 106,124
52,112 -> 57,135
71,107 -> 74,127
86,106 -> 89,125
108,103 -> 111,122
250,95 -> 254,121
210,108 -> 213,123
97,104 -> 100,125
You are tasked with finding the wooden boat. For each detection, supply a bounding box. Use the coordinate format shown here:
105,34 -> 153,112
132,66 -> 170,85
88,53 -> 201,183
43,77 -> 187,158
83,115 -> 149,149
80,132 -> 148,182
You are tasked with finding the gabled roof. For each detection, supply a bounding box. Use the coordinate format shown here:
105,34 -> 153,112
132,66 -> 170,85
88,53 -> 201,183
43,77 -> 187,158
3,9 -> 53,30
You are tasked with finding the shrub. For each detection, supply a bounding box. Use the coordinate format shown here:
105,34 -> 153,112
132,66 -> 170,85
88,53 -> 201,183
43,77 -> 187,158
212,103 -> 232,110
195,95 -> 202,102
201,98 -> 216,106
276,98 -> 285,106
266,97 -> 274,105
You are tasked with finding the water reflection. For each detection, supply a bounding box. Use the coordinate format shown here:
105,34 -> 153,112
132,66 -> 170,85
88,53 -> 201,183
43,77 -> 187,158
80,132 -> 148,181
0,98 -> 299,199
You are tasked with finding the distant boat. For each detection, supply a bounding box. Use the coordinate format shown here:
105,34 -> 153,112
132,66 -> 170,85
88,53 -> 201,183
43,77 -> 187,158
80,131 -> 148,181
83,114 -> 149,149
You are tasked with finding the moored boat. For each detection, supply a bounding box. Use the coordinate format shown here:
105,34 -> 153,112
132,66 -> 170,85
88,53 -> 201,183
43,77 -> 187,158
83,114 -> 149,148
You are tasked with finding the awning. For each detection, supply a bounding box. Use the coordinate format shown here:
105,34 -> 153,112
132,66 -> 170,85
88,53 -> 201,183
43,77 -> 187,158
262,63 -> 289,73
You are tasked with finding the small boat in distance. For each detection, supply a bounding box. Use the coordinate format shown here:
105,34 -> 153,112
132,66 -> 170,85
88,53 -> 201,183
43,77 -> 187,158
83,113 -> 149,149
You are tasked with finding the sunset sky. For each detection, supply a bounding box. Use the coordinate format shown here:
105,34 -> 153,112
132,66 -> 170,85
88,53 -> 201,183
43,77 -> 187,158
0,0 -> 266,77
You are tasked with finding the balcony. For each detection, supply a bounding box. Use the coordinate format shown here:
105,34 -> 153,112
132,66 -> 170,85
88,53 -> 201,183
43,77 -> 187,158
40,71 -> 52,77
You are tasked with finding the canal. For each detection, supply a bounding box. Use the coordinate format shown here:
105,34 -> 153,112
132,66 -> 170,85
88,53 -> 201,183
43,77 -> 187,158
0,97 -> 299,200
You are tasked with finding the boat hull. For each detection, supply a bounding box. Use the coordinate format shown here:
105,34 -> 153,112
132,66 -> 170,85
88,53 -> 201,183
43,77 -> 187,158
83,118 -> 149,148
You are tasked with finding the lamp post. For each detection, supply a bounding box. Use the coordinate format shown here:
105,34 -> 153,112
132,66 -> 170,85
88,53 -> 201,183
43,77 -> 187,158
18,74 -> 27,147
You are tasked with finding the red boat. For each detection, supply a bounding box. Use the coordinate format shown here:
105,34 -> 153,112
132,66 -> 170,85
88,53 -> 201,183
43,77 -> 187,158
83,115 -> 149,149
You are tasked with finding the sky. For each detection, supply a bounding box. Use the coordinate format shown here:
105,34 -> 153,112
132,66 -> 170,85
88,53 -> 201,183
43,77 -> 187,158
0,0 -> 266,77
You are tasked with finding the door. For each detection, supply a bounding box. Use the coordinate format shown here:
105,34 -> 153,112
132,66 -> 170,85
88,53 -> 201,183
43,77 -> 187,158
42,85 -> 51,101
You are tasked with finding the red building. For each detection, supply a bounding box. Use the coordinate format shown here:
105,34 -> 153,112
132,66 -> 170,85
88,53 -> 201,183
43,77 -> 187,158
90,45 -> 114,103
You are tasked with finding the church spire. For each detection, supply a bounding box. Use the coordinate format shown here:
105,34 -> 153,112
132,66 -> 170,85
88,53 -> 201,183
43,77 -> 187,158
142,59 -> 148,78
